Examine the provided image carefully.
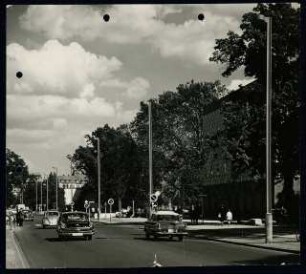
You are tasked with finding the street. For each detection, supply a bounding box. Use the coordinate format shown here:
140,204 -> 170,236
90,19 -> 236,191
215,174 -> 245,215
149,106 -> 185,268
13,216 -> 299,268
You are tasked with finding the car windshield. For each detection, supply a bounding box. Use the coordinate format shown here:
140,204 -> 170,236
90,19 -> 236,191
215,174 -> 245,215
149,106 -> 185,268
156,215 -> 179,221
63,213 -> 88,222
48,212 -> 59,216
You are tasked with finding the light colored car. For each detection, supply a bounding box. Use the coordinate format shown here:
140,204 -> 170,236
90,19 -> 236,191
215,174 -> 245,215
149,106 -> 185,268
57,211 -> 94,240
22,209 -> 34,221
42,210 -> 60,228
144,210 -> 188,241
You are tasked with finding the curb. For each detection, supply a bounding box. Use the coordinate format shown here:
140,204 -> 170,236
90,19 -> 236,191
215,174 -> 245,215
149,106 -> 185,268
10,230 -> 30,268
187,234 -> 300,254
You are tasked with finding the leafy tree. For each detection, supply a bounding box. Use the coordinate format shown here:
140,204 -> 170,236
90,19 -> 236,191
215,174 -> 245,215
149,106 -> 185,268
210,3 -> 300,217
71,124 -> 143,211
6,148 -> 30,206
130,81 -> 226,206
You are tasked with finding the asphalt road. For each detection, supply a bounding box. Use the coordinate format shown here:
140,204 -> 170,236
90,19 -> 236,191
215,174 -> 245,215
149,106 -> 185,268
14,216 -> 299,268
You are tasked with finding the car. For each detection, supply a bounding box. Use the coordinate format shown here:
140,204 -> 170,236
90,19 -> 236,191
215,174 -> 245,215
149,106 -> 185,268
57,211 -> 94,240
115,208 -> 132,218
42,210 -> 60,228
144,210 -> 188,241
22,209 -> 34,221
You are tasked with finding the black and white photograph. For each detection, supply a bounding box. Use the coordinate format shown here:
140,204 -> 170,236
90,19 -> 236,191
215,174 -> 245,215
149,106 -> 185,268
5,2 -> 302,269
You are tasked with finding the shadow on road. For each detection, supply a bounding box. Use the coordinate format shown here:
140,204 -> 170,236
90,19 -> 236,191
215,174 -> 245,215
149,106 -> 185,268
133,236 -> 183,242
45,237 -> 90,242
231,253 -> 299,265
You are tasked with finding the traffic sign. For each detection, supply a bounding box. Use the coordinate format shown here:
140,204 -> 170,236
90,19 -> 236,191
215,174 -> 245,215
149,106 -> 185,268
84,203 -> 90,209
85,200 -> 89,205
150,194 -> 157,203
108,198 -> 114,205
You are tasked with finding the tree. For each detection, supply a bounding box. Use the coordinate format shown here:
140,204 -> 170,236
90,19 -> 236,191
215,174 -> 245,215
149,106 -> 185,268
130,81 -> 226,206
210,3 -> 300,217
6,148 -> 30,206
71,124 -> 143,211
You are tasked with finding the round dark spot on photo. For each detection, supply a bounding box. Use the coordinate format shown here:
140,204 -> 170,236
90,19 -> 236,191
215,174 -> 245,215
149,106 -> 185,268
103,14 -> 110,22
16,71 -> 23,78
198,13 -> 205,21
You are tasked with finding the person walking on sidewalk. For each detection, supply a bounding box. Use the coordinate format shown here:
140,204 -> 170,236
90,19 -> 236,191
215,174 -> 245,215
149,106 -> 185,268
218,204 -> 226,225
16,210 -> 24,227
226,209 -> 233,225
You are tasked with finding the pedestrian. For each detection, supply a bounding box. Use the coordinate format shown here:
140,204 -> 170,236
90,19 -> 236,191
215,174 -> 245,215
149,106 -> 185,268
194,203 -> 201,225
226,209 -> 233,225
19,210 -> 24,227
16,210 -> 23,227
190,204 -> 195,224
218,204 -> 226,225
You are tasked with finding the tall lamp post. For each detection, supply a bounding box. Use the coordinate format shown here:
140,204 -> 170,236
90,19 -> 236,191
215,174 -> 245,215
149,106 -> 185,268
40,177 -> 43,212
35,178 -> 38,212
46,174 -> 49,211
52,167 -> 58,210
148,100 -> 153,216
96,137 -> 101,220
263,15 -> 273,243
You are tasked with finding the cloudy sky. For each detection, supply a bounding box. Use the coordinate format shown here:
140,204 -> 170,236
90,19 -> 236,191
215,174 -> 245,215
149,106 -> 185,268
6,4 -> 256,175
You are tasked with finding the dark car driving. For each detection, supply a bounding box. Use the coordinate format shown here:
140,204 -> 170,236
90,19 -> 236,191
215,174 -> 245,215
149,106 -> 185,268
57,211 -> 94,240
22,209 -> 34,221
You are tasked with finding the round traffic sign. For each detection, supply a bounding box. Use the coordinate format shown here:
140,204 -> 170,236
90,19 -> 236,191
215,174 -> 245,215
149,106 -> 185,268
108,198 -> 114,205
84,200 -> 89,205
150,194 -> 157,203
84,203 -> 90,209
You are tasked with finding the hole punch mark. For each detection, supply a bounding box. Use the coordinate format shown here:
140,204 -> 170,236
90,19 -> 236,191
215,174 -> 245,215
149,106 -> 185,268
103,14 -> 110,22
16,71 -> 23,79
198,13 -> 205,21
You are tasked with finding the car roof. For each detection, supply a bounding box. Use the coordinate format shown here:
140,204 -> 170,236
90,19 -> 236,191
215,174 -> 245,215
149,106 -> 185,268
153,211 -> 179,216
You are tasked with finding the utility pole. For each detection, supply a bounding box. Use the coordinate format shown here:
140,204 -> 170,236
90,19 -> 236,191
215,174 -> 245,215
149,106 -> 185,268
265,16 -> 273,244
40,178 -> 43,212
35,179 -> 38,212
46,175 -> 49,211
148,101 -> 153,216
52,167 -> 58,210
97,137 -> 101,220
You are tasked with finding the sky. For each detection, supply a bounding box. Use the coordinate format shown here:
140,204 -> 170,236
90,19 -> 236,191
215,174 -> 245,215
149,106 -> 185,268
6,4 -> 257,176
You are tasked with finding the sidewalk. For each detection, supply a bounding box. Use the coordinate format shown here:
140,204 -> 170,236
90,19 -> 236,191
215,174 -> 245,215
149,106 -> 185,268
93,217 -> 300,254
186,224 -> 300,254
5,225 -> 29,269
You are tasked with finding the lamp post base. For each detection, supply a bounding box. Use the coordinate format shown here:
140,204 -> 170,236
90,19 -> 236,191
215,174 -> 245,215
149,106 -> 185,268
265,212 -> 273,243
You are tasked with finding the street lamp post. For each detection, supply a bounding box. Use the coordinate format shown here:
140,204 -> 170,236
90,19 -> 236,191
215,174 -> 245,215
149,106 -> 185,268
35,179 -> 38,212
148,101 -> 153,216
52,167 -> 58,210
265,16 -> 273,244
97,137 -> 101,220
46,175 -> 49,211
40,178 -> 43,212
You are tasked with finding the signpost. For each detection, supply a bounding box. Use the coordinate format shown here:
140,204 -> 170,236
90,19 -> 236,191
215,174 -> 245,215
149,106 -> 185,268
84,200 -> 89,213
108,198 -> 114,223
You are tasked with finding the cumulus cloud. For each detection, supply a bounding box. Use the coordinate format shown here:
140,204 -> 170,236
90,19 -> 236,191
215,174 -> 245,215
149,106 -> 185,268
19,5 -> 248,65
7,40 -> 122,97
